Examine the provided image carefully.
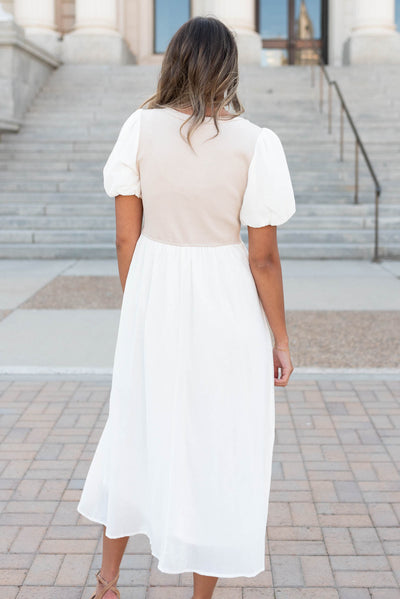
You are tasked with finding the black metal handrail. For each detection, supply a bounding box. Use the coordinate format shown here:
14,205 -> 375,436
310,54 -> 382,262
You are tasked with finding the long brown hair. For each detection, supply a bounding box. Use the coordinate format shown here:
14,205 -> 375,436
140,16 -> 244,149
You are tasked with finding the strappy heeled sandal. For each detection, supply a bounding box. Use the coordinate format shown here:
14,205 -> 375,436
90,568 -> 121,599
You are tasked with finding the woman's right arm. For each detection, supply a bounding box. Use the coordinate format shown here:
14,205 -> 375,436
247,224 -> 294,387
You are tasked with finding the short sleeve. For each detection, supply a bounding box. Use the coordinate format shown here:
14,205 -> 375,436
103,108 -> 142,198
239,127 -> 296,227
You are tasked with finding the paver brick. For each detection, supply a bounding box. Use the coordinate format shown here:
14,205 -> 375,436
39,539 -> 98,553
16,588 -> 82,599
331,555 -> 390,570
267,502 -> 292,526
267,526 -> 322,541
23,554 -> 63,585
370,591 -> 400,599
243,590 -> 275,599
147,588 -> 204,598
334,571 -> 397,587
274,590 -> 339,598
0,569 -> 27,584
383,542 -> 400,555
310,481 -> 338,502
334,482 -> 364,503
316,502 -> 367,515
55,554 -> 92,586
290,502 -> 319,526
271,555 -> 303,586
10,526 -> 46,553
322,529 -> 354,558
301,555 -> 335,586
318,515 -> 372,527
0,554 -> 33,568
350,528 -> 385,555
0,587 -> 19,599
338,590 -> 371,599
388,555 -> 400,584
2,378 -> 400,598
12,480 -> 43,501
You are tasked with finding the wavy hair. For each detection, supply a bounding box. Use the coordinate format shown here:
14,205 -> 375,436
140,16 -> 244,149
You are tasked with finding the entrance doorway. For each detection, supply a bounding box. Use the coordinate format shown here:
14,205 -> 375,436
257,0 -> 328,66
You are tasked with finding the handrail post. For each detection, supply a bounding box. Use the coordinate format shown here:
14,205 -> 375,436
354,140 -> 359,204
311,63 -> 315,87
340,103 -> 344,162
328,82 -> 332,134
373,188 -> 380,262
319,66 -> 323,112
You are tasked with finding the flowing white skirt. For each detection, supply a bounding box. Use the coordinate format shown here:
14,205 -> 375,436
77,232 -> 275,578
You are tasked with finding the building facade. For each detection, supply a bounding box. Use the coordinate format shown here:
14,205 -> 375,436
3,0 -> 400,66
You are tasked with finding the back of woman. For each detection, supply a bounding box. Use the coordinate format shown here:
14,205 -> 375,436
106,107 -> 260,245
77,15 -> 296,599
103,105 -> 294,246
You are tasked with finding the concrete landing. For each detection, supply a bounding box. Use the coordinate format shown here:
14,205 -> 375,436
0,259 -> 399,371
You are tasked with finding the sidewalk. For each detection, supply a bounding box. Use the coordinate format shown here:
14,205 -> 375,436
1,376 -> 399,598
0,258 -> 399,372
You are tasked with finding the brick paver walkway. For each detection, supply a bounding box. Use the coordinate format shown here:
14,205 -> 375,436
1,377 -> 399,599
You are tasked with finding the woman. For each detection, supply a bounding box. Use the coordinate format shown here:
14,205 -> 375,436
77,15 -> 295,599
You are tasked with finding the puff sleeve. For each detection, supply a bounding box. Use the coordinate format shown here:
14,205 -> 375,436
103,108 -> 142,198
239,127 -> 296,227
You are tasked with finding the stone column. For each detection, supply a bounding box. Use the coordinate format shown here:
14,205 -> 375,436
13,0 -> 60,57
192,0 -> 261,64
62,0 -> 134,64
347,0 -> 400,64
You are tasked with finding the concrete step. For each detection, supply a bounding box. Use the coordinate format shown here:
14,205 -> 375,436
0,201 -> 397,217
0,228 -> 397,247
0,215 -> 398,231
0,241 -> 396,260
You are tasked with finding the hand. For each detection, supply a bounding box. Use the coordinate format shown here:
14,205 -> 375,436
273,345 -> 294,387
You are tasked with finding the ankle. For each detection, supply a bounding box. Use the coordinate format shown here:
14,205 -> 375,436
99,567 -> 120,580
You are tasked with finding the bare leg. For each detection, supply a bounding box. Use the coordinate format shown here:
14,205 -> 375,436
94,526 -> 129,598
192,572 -> 218,599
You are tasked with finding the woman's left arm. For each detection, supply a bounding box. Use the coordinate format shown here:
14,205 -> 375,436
115,194 -> 143,292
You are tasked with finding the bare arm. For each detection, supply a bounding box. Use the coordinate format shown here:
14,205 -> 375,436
115,194 -> 143,292
247,224 -> 294,387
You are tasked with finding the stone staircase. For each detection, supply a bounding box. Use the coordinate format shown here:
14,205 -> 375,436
0,63 -> 398,259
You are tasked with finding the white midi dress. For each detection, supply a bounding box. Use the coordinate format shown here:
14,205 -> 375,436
77,106 -> 296,578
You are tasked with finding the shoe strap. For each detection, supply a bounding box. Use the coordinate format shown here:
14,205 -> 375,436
95,569 -> 121,599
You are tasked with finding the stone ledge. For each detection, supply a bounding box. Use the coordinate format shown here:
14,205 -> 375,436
0,27 -> 60,68
0,18 -> 60,132
0,116 -> 21,133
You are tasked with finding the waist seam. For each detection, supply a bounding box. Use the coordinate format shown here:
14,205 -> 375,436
140,231 -> 244,248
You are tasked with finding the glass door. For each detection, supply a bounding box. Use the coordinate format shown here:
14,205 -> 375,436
154,0 -> 191,54
257,0 -> 328,66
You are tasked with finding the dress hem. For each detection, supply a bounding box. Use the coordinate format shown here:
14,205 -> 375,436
76,505 -> 266,579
